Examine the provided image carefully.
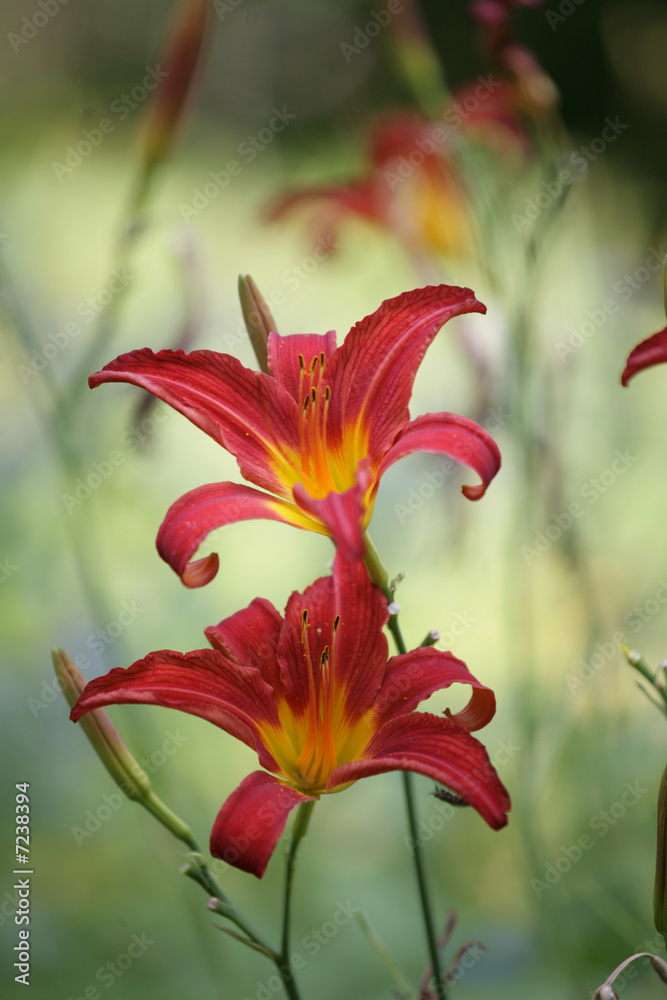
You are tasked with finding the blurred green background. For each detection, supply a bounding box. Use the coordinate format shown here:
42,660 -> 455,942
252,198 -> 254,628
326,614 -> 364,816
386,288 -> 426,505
2,0 -> 667,998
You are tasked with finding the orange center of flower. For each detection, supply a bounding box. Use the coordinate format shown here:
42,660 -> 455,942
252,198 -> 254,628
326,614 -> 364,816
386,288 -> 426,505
277,353 -> 370,501
258,609 -> 374,795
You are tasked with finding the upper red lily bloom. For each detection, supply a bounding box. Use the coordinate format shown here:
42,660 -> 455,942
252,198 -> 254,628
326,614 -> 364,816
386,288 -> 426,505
270,115 -> 473,260
89,285 -> 501,586
70,556 -> 511,878
621,327 -> 667,386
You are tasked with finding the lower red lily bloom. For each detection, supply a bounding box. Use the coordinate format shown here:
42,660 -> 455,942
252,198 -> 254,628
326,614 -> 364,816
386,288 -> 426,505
70,557 -> 510,878
621,327 -> 667,386
89,285 -> 501,585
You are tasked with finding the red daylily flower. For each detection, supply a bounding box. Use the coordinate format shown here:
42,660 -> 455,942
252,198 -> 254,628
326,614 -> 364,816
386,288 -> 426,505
70,556 -> 511,878
89,285 -> 501,586
621,327 -> 667,386
269,114 -> 474,261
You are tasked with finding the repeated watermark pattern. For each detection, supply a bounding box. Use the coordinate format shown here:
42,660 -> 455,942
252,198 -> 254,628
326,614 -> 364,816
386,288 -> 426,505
393,407 -> 509,524
521,450 -> 639,565
512,117 -> 629,233
179,107 -> 297,221
65,932 -> 155,1000
17,268 -> 132,386
531,780 -> 648,897
340,0 -> 411,63
404,738 -> 521,854
241,901 -> 360,1000
566,579 -> 667,693
545,0 -> 587,31
60,403 -> 170,513
28,600 -> 146,717
555,246 -> 664,362
8,0 -> 70,53
71,730 -> 191,845
219,238 -> 338,353
52,70 -> 169,180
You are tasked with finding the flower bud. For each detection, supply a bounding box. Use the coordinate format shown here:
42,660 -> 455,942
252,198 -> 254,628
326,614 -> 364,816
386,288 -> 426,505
53,648 -> 151,801
238,275 -> 277,374
142,0 -> 210,171
55,648 -> 194,845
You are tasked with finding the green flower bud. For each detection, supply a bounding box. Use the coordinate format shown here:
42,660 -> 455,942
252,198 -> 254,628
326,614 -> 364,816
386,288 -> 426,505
238,274 -> 277,374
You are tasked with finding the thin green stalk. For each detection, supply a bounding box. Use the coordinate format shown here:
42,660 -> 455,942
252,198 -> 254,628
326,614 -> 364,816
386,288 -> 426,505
622,647 -> 667,716
402,769 -> 446,1000
185,803 -> 313,1000
181,838 -> 272,954
280,801 -> 316,970
363,533 -> 447,1000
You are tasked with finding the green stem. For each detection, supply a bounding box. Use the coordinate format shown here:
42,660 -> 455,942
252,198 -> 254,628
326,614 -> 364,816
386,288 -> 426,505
280,801 -> 316,976
622,647 -> 667,715
181,836 -> 271,953
363,533 -> 448,1000
180,831 -> 308,1000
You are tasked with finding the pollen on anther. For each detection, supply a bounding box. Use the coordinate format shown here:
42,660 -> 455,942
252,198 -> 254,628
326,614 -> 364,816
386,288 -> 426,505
298,353 -> 305,371
333,615 -> 341,632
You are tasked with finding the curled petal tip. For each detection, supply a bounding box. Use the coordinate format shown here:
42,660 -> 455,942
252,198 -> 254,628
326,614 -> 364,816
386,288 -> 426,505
182,552 -> 219,588
621,327 -> 667,386
461,482 -> 485,501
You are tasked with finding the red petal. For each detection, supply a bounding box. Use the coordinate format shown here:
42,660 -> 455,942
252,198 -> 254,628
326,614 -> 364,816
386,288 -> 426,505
89,349 -> 300,495
378,412 -> 501,501
327,713 -> 510,830
206,598 -> 284,695
277,573 -> 335,716
292,481 -> 366,560
70,649 -> 280,749
157,481 -> 327,586
376,647 -> 496,731
327,285 -> 486,458
210,772 -> 315,878
621,326 -> 667,386
292,460 -> 373,561
268,179 -> 385,227
277,555 -> 389,723
330,554 -> 389,721
267,331 -> 337,403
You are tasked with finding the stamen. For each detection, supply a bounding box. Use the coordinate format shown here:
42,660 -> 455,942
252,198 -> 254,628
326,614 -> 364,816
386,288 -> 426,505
298,353 -> 305,371
333,615 -> 341,633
